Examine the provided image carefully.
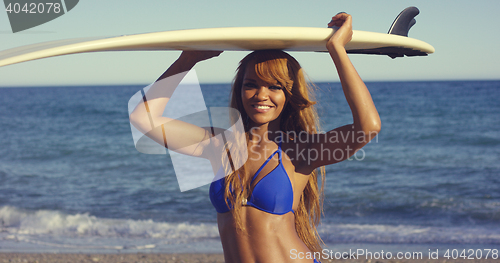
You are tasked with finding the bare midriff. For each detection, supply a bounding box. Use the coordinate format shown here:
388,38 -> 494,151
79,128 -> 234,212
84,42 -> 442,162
217,206 -> 314,263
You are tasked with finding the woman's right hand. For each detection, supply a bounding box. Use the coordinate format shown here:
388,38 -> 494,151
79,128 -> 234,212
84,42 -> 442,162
179,50 -> 223,65
157,50 -> 222,81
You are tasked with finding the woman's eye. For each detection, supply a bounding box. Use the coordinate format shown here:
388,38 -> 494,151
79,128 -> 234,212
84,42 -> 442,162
269,86 -> 283,90
243,83 -> 257,88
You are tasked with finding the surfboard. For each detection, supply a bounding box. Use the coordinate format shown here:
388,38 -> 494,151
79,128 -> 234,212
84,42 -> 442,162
0,7 -> 434,67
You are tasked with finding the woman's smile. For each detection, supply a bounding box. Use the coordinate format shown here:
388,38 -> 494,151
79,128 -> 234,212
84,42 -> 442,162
251,103 -> 274,112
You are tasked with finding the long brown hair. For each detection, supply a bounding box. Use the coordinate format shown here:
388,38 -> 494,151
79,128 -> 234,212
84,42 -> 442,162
225,50 -> 325,253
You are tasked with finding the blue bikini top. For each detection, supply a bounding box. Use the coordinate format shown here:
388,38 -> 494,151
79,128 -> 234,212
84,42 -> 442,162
209,140 -> 295,215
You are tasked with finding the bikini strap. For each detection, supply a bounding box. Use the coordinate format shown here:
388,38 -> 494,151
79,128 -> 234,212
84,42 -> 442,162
277,139 -> 283,161
252,150 -> 279,181
251,137 -> 282,182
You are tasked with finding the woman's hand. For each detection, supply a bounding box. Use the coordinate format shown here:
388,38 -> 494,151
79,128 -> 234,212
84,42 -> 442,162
179,50 -> 223,65
327,12 -> 353,50
157,50 -> 222,81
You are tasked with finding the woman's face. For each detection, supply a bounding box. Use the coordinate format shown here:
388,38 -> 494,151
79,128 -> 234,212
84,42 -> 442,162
241,64 -> 287,126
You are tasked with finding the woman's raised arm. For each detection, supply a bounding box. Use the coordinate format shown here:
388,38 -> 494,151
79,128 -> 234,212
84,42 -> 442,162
302,13 -> 381,171
129,51 -> 223,159
327,13 -> 381,137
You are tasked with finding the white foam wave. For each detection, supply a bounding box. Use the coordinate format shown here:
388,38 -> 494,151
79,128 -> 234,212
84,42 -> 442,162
0,206 -> 218,239
0,206 -> 220,252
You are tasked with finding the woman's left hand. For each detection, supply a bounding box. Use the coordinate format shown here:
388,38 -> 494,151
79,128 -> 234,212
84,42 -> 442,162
327,12 -> 353,50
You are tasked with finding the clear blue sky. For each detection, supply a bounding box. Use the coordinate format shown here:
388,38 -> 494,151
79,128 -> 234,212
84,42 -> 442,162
0,0 -> 499,86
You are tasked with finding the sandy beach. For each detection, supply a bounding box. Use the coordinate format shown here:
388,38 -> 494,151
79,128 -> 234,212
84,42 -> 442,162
1,253 -> 499,263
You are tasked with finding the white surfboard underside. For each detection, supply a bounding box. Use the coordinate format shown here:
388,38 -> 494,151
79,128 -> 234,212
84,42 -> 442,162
0,27 -> 435,67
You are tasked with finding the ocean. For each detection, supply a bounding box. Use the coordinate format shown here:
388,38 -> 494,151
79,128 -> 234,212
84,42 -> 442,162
0,80 -> 499,254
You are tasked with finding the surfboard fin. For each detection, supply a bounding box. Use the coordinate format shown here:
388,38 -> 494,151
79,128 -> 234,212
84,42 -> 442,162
344,6 -> 431,59
381,6 -> 421,58
388,6 -> 419,37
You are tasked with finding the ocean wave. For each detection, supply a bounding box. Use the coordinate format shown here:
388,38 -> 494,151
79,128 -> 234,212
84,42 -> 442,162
0,206 -> 218,240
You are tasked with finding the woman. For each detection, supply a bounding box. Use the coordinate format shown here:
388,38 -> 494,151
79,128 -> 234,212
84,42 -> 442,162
130,13 -> 380,263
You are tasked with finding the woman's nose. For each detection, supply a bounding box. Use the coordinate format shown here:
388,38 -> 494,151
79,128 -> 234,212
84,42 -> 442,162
254,86 -> 269,100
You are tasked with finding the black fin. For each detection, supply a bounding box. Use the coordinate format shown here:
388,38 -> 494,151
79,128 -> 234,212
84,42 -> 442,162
388,6 -> 420,37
